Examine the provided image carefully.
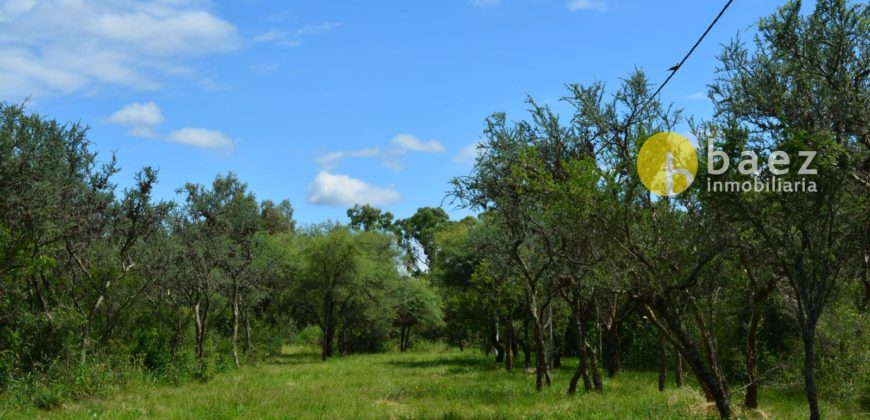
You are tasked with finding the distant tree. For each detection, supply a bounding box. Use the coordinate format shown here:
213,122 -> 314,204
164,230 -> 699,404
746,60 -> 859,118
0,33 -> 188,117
259,199 -> 295,235
396,207 -> 450,272
347,204 -> 394,232
430,217 -> 482,351
392,278 -> 443,352
294,226 -> 360,360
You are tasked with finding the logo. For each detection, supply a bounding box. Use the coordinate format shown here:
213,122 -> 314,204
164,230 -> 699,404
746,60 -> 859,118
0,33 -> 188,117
636,132 -> 698,196
706,140 -> 817,193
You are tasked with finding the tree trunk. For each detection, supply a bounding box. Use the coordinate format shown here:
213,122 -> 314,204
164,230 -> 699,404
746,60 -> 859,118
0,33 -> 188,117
568,310 -> 592,395
745,297 -> 763,408
523,317 -> 531,369
231,282 -> 240,368
657,330 -> 667,392
586,340 -> 603,391
547,306 -> 556,369
801,325 -> 821,420
80,321 -> 91,365
603,323 -> 621,377
491,322 -> 505,363
194,291 -> 210,380
322,298 -> 334,361
505,320 -> 514,371
400,326 -> 405,352
674,345 -> 684,388
80,293 -> 104,364
400,326 -> 411,352
646,304 -> 731,418
31,274 -> 50,317
243,304 -> 253,353
170,306 -> 184,363
531,306 -> 551,390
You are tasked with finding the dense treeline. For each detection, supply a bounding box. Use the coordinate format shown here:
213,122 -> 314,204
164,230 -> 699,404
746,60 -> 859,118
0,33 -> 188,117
1,1 -> 868,418
0,105 -> 444,407
441,1 -> 868,418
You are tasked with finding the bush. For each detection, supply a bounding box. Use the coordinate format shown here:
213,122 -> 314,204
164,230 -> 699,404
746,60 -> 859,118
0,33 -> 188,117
32,386 -> 61,410
291,326 -> 322,348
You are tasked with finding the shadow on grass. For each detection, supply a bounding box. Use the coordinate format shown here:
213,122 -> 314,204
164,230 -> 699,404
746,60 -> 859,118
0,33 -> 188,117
385,355 -> 497,373
269,351 -> 321,365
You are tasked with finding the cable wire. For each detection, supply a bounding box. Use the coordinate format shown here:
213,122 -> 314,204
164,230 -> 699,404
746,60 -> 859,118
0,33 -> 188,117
643,0 -> 735,111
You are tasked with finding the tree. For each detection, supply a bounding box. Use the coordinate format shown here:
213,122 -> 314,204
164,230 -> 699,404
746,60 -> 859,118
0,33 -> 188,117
392,278 -> 443,352
347,204 -> 394,232
452,100 -> 580,391
710,1 -> 869,417
64,167 -> 171,363
430,217 -> 483,352
396,207 -> 450,272
178,173 -> 260,368
259,199 -> 295,235
298,226 -> 356,360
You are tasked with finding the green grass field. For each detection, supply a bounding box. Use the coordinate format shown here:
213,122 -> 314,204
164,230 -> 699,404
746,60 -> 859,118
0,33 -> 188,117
5,346 -> 862,419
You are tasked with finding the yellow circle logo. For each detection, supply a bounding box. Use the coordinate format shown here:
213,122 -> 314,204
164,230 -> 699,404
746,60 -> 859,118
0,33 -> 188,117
637,132 -> 698,196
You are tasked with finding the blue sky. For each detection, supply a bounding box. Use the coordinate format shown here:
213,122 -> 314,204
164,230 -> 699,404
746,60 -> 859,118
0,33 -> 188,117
1,0 -> 787,224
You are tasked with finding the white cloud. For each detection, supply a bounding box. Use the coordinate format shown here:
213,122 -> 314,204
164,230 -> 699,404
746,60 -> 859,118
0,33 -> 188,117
168,128 -> 233,149
253,30 -> 285,43
317,134 -> 445,171
567,0 -> 608,12
295,22 -> 342,37
306,171 -> 401,207
316,147 -> 382,170
254,22 -> 340,48
107,102 -> 165,137
391,134 -> 446,153
453,141 -> 483,164
685,91 -> 707,101
0,0 -> 240,98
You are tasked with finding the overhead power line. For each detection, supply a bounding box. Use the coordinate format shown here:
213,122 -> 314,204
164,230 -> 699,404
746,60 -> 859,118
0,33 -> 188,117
644,0 -> 735,110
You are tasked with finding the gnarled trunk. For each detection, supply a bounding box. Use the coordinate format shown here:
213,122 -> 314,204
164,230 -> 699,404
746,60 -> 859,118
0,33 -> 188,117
585,340 -> 603,391
657,330 -> 667,392
646,304 -> 731,418
530,302 -> 551,390
568,309 -> 592,394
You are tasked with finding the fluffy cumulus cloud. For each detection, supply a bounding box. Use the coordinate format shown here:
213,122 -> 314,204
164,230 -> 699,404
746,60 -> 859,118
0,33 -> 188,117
306,171 -> 401,207
107,102 -> 165,137
317,134 -> 445,171
453,141 -> 483,164
0,0 -> 240,97
106,102 -> 231,149
168,128 -> 233,149
566,0 -> 608,12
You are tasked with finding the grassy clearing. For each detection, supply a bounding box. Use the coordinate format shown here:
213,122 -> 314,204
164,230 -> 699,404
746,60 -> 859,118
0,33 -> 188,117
5,346 -> 862,419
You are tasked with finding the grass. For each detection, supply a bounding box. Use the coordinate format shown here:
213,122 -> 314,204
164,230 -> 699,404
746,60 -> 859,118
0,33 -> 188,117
3,345 -> 864,419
